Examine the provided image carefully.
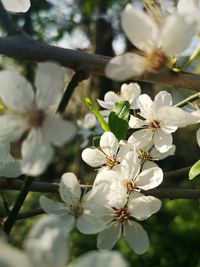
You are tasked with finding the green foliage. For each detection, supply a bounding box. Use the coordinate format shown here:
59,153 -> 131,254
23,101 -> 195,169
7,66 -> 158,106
189,159 -> 200,180
108,101 -> 130,140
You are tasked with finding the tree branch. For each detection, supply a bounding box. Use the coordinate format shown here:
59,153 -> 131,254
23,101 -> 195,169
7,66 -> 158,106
0,177 -> 199,199
0,34 -> 200,91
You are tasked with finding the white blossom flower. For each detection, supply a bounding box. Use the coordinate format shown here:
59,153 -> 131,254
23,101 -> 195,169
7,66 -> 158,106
40,172 -> 106,234
81,131 -> 129,172
95,151 -> 163,195
0,141 -> 22,178
0,62 -> 76,176
105,4 -> 197,81
129,91 -> 198,153
97,83 -> 141,110
0,215 -> 69,267
68,251 -> 129,267
1,0 -> 31,13
97,190 -> 161,254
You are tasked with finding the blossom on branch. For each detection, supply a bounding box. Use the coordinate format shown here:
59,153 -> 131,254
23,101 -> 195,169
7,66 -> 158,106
0,62 -> 76,176
105,3 -> 197,81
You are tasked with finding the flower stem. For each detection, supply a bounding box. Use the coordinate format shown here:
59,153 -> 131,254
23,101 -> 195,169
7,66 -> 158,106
57,71 -> 89,114
174,92 -> 200,108
4,176 -> 33,234
179,44 -> 200,71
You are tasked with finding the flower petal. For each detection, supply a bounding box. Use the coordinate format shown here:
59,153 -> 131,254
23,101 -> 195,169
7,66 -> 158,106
121,4 -> 158,53
159,14 -> 197,55
0,114 -> 27,142
0,70 -> 34,112
1,0 -> 30,12
97,224 -> 121,250
35,62 -> 64,109
100,131 -> 119,157
153,91 -> 172,112
105,53 -> 147,81
121,83 -> 141,108
97,91 -> 120,110
77,214 -> 105,234
128,193 -> 162,220
81,148 -> 106,167
39,196 -> 75,231
42,114 -> 76,146
197,128 -> 200,147
136,167 -> 163,190
121,151 -> 141,180
21,129 -> 53,176
0,161 -> 22,178
59,172 -> 81,204
137,94 -> 154,120
124,222 -> 149,254
154,130 -> 173,153
150,145 -> 176,160
128,129 -> 153,149
129,115 -> 145,129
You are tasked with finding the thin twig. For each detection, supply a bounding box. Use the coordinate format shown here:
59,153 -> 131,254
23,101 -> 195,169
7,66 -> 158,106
3,176 -> 33,234
175,93 -> 200,108
57,71 -> 89,114
17,208 -> 44,220
0,35 -> 200,91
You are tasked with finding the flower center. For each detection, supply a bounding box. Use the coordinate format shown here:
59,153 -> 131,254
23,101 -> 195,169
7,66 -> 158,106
138,149 -> 151,161
148,119 -> 160,131
114,208 -> 130,225
69,201 -> 83,219
27,108 -> 45,128
106,155 -> 118,169
146,48 -> 166,72
124,179 -> 135,194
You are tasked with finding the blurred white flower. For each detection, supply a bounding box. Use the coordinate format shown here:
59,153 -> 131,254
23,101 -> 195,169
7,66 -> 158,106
40,172 -> 106,234
106,4 -> 197,81
129,91 -> 198,153
97,190 -> 161,254
0,62 -> 76,176
0,141 -> 22,178
97,83 -> 141,110
82,131 -> 129,172
1,0 -> 31,12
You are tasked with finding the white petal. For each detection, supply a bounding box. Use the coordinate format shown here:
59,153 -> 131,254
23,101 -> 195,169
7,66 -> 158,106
68,251 -> 129,267
158,106 -> 199,127
120,83 -> 141,108
0,161 -> 22,178
25,215 -> 69,267
153,91 -> 172,112
94,170 -> 119,186
1,0 -> 30,12
105,53 -> 147,81
42,114 -> 76,146
97,224 -> 121,250
136,167 -> 163,190
81,148 -> 106,167
0,70 -> 34,112
128,129 -> 153,149
124,222 -> 149,254
197,128 -> 200,147
137,94 -> 153,120
142,160 -> 158,170
121,4 -> 158,52
150,145 -> 176,160
35,62 -> 64,109
77,214 -> 105,234
129,115 -> 145,129
121,151 -> 141,180
97,92 -> 120,110
154,130 -> 173,153
100,131 -> 119,156
128,193 -> 162,220
39,196 -> 75,230
21,129 -> 53,176
177,0 -> 196,14
0,115 -> 27,142
0,244 -> 31,267
59,172 -> 81,204
116,143 -> 132,162
159,14 -> 197,55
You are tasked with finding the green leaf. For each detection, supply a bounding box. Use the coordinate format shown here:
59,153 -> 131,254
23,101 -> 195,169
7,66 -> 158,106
82,97 -> 109,132
189,159 -> 200,180
108,101 -> 130,140
92,135 -> 101,148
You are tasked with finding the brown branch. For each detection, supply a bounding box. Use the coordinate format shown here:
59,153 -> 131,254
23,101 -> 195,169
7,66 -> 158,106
0,177 -> 199,199
0,34 -> 200,91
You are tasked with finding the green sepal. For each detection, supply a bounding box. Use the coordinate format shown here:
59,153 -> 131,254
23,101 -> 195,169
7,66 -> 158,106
189,159 -> 200,180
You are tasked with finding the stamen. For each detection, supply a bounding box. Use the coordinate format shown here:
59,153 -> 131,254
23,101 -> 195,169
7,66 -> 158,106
106,155 -> 118,169
114,208 -> 130,225
124,179 -> 135,194
146,48 -> 166,72
148,119 -> 160,131
27,108 -> 45,128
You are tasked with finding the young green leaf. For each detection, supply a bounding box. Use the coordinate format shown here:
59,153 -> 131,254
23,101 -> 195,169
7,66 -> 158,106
189,159 -> 200,180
